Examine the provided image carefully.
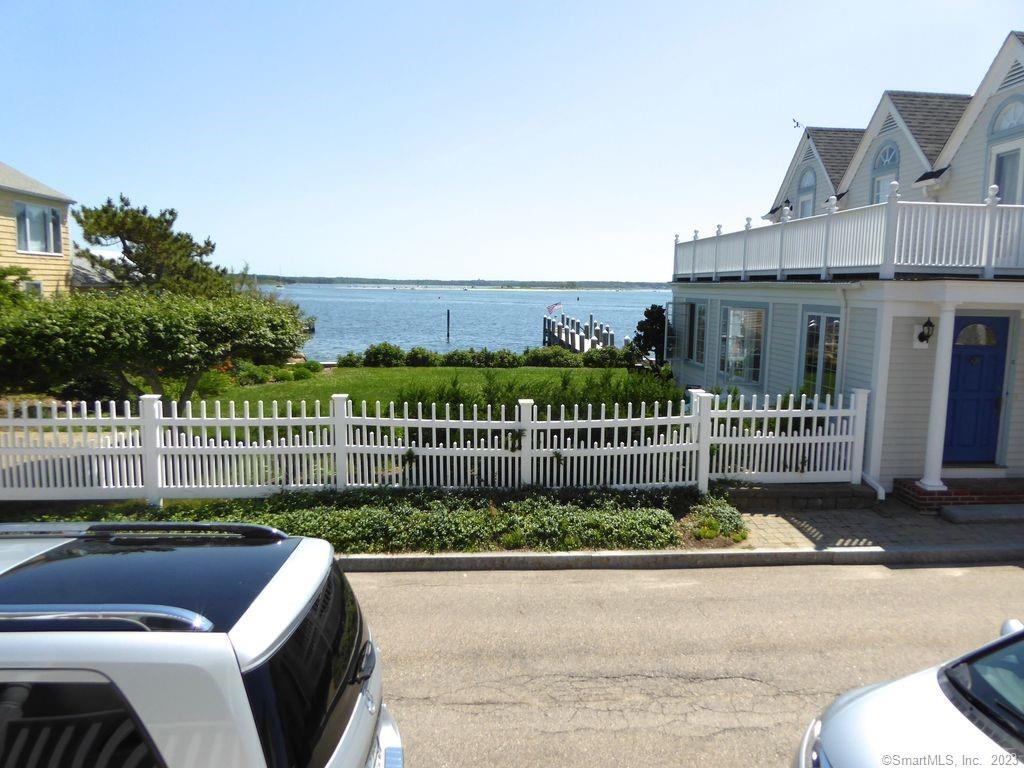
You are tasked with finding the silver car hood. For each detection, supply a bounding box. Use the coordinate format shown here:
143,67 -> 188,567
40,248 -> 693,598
821,667 -> 1011,767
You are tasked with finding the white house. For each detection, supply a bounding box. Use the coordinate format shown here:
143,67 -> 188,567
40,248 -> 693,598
669,31 -> 1024,508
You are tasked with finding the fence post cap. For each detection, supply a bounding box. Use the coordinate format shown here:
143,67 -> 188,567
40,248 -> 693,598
887,180 -> 901,201
331,393 -> 350,401
986,184 -> 1000,205
139,393 -> 161,401
517,398 -> 535,406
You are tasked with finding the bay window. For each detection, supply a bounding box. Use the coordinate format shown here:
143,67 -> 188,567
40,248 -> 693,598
719,306 -> 764,384
15,202 -> 62,254
802,312 -> 840,397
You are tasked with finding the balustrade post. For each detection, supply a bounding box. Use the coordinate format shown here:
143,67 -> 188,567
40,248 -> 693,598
140,394 -> 163,507
741,218 -> 751,281
713,224 -> 722,282
880,180 -> 901,279
332,394 -> 350,490
821,195 -> 838,280
982,184 -> 1000,279
776,206 -> 791,280
690,230 -> 698,282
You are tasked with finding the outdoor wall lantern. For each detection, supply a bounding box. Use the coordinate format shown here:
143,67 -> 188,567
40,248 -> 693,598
917,318 -> 935,344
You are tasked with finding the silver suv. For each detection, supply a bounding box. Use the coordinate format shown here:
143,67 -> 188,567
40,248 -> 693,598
0,521 -> 402,768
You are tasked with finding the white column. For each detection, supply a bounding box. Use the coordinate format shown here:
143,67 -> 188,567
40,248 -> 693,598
918,305 -> 957,491
518,399 -> 535,486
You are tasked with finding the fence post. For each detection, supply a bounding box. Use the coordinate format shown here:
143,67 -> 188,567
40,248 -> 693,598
712,224 -> 721,282
776,206 -> 790,280
689,389 -> 713,494
850,388 -> 870,485
880,180 -> 900,279
982,184 -> 1000,279
518,399 -> 534,486
332,394 -> 350,490
741,217 -> 751,281
690,230 -> 698,282
821,195 -> 838,280
139,394 -> 163,507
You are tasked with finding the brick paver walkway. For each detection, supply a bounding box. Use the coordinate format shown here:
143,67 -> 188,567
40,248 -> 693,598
740,498 -> 1024,550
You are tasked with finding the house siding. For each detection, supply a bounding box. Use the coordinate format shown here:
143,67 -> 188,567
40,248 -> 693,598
879,316 -> 934,487
941,82 -> 1024,203
776,156 -> 834,221
0,189 -> 71,296
766,302 -> 798,394
844,306 -> 878,469
842,126 -> 928,209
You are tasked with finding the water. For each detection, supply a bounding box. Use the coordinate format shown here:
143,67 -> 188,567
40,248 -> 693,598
270,284 -> 671,361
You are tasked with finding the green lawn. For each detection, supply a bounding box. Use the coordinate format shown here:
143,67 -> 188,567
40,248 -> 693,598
209,366 -> 629,409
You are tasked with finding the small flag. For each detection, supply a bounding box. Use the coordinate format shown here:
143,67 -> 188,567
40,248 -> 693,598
547,302 -> 562,315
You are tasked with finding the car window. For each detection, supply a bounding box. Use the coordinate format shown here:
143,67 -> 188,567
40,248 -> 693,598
947,637 -> 1024,742
0,680 -> 164,767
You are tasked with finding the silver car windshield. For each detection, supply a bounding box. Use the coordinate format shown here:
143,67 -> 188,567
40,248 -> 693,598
947,637 -> 1024,741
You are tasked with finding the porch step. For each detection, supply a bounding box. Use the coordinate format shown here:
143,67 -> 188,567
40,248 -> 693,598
940,504 -> 1024,524
724,483 -> 876,513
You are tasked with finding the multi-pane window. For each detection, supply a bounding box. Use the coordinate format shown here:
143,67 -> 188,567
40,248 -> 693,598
15,202 -> 62,254
802,313 -> 840,397
685,302 -> 706,364
796,168 -> 816,219
719,307 -> 764,384
871,144 -> 900,204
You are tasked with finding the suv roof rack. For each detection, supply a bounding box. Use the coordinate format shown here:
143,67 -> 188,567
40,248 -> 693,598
0,521 -> 288,541
0,604 -> 214,632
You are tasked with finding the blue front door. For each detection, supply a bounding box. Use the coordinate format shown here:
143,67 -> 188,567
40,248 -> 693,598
944,316 -> 1009,463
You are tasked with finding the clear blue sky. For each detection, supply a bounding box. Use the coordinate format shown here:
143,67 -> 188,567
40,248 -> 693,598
4,2 -> 1020,281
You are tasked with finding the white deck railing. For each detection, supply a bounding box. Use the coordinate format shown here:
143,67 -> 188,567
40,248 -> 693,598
0,390 -> 869,503
674,182 -> 1024,281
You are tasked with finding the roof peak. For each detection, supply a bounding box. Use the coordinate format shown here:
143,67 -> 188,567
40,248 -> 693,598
806,126 -> 864,133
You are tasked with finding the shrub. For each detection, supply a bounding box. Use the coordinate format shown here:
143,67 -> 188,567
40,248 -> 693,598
195,370 -> 232,398
582,346 -> 628,368
302,360 -> 323,373
292,366 -> 314,380
406,347 -> 442,367
442,348 -> 477,367
270,367 -> 294,382
490,349 -> 522,368
363,342 -> 406,367
686,496 -> 748,542
336,351 -> 363,368
521,346 -> 583,368
235,360 -> 270,385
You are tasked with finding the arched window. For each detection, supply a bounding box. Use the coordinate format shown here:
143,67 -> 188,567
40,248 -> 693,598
989,98 -> 1024,204
994,100 -> 1024,135
955,323 -> 998,347
796,167 -> 816,218
871,142 -> 900,204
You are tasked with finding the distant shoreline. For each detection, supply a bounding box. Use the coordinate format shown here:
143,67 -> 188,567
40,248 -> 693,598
244,274 -> 669,291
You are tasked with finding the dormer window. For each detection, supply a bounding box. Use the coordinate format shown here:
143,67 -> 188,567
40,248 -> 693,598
994,100 -> 1024,134
796,168 -> 816,218
989,97 -> 1024,205
871,142 -> 900,204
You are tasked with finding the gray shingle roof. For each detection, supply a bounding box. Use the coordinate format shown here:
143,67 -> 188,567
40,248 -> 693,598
805,127 -> 865,188
886,91 -> 972,165
0,161 -> 73,203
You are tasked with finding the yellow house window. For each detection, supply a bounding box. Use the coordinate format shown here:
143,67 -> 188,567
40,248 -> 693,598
15,202 -> 62,255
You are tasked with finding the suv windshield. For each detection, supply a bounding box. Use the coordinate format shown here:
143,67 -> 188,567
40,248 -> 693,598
946,636 -> 1024,745
243,562 -> 364,768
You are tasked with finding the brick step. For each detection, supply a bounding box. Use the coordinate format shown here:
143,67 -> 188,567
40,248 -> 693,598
894,478 -> 1024,513
940,504 -> 1024,524
723,483 -> 876,513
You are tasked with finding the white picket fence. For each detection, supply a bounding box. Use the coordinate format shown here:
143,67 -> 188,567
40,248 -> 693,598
0,389 -> 868,503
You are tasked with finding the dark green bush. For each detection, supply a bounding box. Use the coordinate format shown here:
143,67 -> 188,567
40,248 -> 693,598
442,348 -> 477,367
271,367 -> 294,382
406,347 -> 442,367
363,342 -> 406,367
490,349 -> 522,368
235,360 -> 270,385
195,370 -> 232,398
292,366 -> 314,380
302,360 -> 324,373
336,351 -> 363,368
687,496 -> 747,542
521,346 -> 583,368
582,346 -> 628,368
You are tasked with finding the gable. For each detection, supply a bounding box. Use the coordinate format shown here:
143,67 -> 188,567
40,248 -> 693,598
768,128 -> 861,216
886,91 -> 971,165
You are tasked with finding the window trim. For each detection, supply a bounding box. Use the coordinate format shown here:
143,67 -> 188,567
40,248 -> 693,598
799,308 -> 841,398
989,95 -> 1024,142
718,303 -> 767,386
796,167 -> 816,219
14,200 -> 63,256
870,141 -> 900,204
987,136 -> 1024,205
683,300 -> 707,366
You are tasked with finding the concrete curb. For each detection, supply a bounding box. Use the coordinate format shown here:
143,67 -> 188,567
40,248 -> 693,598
336,544 -> 1024,572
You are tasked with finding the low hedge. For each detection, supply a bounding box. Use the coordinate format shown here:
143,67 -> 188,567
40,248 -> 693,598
338,343 -> 631,369
21,488 -> 699,554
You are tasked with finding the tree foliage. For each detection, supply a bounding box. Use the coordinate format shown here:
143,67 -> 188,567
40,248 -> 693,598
631,304 -> 668,365
74,195 -> 230,296
0,266 -> 32,310
0,291 -> 307,407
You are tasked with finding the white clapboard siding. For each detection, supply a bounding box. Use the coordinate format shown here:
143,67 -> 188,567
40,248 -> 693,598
0,389 -> 869,502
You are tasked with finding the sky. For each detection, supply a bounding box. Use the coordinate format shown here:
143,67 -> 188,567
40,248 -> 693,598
4,2 -> 1022,282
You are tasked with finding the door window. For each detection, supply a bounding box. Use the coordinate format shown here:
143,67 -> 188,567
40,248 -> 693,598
994,150 -> 1021,204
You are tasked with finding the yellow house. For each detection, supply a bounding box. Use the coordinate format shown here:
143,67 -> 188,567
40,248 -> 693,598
0,161 -> 74,296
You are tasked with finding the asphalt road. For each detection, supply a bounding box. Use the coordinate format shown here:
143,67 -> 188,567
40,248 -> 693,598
350,564 -> 1024,768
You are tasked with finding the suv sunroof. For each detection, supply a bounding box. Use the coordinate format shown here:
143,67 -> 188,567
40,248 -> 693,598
0,535 -> 300,631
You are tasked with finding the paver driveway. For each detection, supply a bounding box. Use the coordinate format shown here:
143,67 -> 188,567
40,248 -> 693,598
351,564 -> 1024,767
